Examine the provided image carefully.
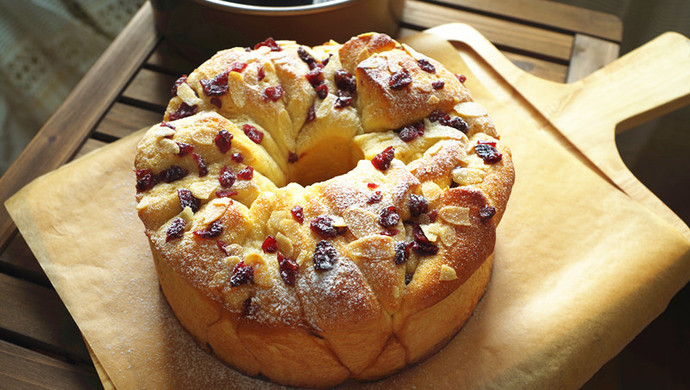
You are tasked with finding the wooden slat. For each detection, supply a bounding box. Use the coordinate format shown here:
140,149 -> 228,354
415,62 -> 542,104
566,33 -> 621,83
146,40 -> 199,76
122,68 -> 177,109
0,273 -> 91,363
0,2 -> 159,250
403,0 -> 574,61
94,102 -> 163,139
0,235 -> 47,284
74,139 -> 108,160
0,339 -> 99,390
434,0 -> 622,42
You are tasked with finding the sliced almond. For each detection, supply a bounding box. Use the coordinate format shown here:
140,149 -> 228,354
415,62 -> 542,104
177,82 -> 202,106
454,101 -> 487,117
420,224 -> 438,242
190,180 -> 218,200
426,95 -> 440,105
346,235 -> 394,261
275,232 -> 293,258
342,207 -> 379,238
421,181 -> 442,201
152,127 -> 176,139
158,138 -> 180,155
439,264 -> 458,281
179,206 -> 194,221
452,167 -> 486,186
198,198 -> 231,225
438,206 -> 471,226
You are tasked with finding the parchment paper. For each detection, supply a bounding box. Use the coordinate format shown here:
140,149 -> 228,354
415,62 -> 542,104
6,33 -> 690,389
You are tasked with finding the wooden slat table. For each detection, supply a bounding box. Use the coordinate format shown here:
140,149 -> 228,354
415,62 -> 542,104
6,1 -> 680,388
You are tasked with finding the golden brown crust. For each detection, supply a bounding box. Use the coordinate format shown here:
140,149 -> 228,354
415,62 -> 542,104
135,33 -> 515,387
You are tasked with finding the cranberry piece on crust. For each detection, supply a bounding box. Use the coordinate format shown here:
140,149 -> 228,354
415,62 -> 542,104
291,206 -> 305,224
480,205 -> 497,221
417,58 -> 436,73
135,169 -> 157,192
372,146 -> 395,171
264,85 -> 284,102
262,236 -> 278,253
192,153 -> 208,177
412,224 -> 439,256
475,141 -> 502,164
254,37 -> 281,51
432,80 -> 445,90
200,70 -> 230,96
409,194 -> 429,217
278,252 -> 299,286
230,261 -> 254,287
310,215 -> 345,238
168,102 -> 197,121
237,166 -> 254,180
218,166 -> 236,188
166,218 -> 186,242
171,75 -> 187,96
160,165 -> 188,183
313,240 -> 337,271
193,220 -> 224,239
394,241 -> 413,265
243,124 -> 264,144
389,68 -> 412,90
379,206 -> 400,228
176,142 -> 194,157
214,129 -> 233,154
178,189 -> 200,213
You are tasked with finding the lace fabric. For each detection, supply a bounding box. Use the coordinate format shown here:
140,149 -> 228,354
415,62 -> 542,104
0,0 -> 144,175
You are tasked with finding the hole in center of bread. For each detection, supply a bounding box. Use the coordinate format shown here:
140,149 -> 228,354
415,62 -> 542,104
288,135 -> 364,187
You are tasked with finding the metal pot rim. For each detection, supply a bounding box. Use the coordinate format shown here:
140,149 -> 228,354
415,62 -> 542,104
192,0 -> 360,16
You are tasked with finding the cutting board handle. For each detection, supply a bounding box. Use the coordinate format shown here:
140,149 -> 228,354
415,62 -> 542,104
573,32 -> 690,133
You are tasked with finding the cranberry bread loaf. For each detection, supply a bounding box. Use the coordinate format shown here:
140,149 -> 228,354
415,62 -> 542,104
134,33 -> 514,387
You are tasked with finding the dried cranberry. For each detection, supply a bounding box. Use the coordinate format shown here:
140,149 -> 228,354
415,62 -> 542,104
397,123 -> 423,142
264,85 -> 284,102
389,68 -> 412,90
475,142 -> 502,164
261,235 -> 278,253
229,62 -> 248,73
379,206 -> 400,228
216,190 -> 237,198
432,80 -> 445,90
322,54 -> 332,66
160,165 -> 188,183
380,229 -> 399,236
367,191 -> 382,204
315,84 -> 328,99
417,58 -> 436,73
313,240 -> 337,271
394,241 -> 414,265
409,194 -> 429,217
243,124 -> 264,144
254,37 -> 281,51
210,97 -> 222,108
444,116 -> 468,133
428,210 -> 438,222
237,166 -> 254,180
480,205 -> 496,220
310,215 -> 344,238
168,102 -> 197,121
231,152 -> 244,163
215,129 -> 233,153
192,153 -> 208,177
161,121 -> 176,129
428,109 -> 447,123
178,189 -> 200,213
334,90 -> 353,109
456,74 -> 467,83
135,169 -> 156,192
305,68 -> 324,88
230,261 -> 254,287
291,206 -> 304,224
367,182 -> 379,189
176,142 -> 194,157
412,225 -> 438,255
288,151 -> 299,163
257,65 -> 265,81
405,273 -> 413,285
193,220 -> 223,239
200,70 -> 229,96
371,146 -> 395,171
334,69 -> 356,93
297,46 -> 317,68
217,239 -> 230,255
171,75 -> 187,96
165,217 -> 186,242
278,252 -> 299,286
306,104 -> 316,123
218,166 -> 236,188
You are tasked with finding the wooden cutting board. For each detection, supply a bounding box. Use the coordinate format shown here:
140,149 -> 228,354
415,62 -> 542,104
420,24 -> 690,240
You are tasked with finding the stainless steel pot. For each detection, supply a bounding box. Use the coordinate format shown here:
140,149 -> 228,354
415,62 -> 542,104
151,0 -> 406,62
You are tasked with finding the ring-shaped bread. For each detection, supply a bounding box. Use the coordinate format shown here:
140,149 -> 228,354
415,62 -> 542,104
134,33 -> 514,387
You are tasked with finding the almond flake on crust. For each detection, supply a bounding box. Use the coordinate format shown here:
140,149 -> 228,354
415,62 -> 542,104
439,264 -> 458,281
454,101 -> 487,117
198,198 -> 231,225
177,82 -> 203,107
346,235 -> 395,261
190,180 -> 218,200
342,207 -> 379,238
438,206 -> 471,226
